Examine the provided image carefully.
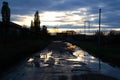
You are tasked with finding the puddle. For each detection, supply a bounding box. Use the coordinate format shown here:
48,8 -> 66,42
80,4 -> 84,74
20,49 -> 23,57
71,48 -> 120,79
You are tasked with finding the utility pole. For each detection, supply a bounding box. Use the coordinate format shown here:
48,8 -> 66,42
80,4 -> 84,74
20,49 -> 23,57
84,21 -> 90,35
88,21 -> 90,34
84,21 -> 86,35
98,8 -> 101,71
98,8 -> 101,45
84,21 -> 87,40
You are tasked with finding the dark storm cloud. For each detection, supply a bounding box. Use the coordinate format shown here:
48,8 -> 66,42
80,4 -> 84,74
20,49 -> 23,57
102,11 -> 120,27
48,0 -> 100,11
0,0 -> 100,14
0,0 -> 120,28
0,0 -> 54,15
10,0 -> 54,15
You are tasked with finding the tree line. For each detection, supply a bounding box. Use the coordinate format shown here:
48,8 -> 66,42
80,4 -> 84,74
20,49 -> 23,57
0,1 -> 49,43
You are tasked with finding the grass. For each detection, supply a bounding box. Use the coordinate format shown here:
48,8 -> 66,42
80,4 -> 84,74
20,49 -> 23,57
71,41 -> 120,67
0,39 -> 51,75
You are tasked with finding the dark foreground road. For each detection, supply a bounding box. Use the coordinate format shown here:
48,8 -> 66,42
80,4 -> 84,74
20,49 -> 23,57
1,41 -> 117,80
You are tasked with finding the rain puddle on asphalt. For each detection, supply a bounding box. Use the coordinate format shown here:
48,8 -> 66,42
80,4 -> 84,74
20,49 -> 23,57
1,41 -> 120,80
71,48 -> 120,79
26,41 -> 120,80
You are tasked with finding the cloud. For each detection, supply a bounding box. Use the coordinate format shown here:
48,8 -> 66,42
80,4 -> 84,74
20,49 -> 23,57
0,0 -> 120,30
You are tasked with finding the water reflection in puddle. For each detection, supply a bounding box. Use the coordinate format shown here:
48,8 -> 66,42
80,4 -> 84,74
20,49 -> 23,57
26,42 -> 120,80
71,49 -> 120,79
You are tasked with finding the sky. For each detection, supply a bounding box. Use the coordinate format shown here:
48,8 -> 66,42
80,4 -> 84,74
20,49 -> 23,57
0,0 -> 120,33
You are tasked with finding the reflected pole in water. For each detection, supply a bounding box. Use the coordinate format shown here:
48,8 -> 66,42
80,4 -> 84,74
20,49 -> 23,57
99,58 -> 101,71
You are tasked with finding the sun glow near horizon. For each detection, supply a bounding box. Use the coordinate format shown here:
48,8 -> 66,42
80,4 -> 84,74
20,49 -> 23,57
11,7 -> 97,29
12,14 -> 33,26
12,11 -> 87,27
11,10 -> 120,33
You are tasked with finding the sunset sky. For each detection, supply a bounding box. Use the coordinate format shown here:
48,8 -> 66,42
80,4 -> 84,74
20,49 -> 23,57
0,0 -> 120,33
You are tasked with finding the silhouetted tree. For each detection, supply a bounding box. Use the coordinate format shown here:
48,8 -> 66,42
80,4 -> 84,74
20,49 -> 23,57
108,30 -> 120,36
41,25 -> 48,36
1,1 -> 10,23
31,20 -> 34,27
30,20 -> 35,32
108,30 -> 120,45
94,31 -> 105,36
53,27 -> 58,33
34,11 -> 40,32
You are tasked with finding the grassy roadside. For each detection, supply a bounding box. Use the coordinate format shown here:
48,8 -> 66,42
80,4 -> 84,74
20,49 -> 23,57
71,41 -> 120,67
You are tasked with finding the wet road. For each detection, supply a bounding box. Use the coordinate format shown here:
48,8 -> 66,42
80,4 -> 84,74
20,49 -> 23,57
1,41 -> 119,80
